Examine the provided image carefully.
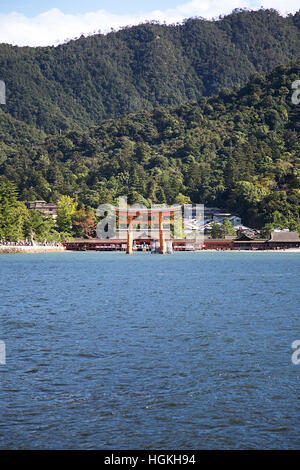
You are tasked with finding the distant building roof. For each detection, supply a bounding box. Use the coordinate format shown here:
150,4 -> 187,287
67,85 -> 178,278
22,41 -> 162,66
28,200 -> 46,204
236,233 -> 256,241
269,231 -> 300,242
213,213 -> 232,216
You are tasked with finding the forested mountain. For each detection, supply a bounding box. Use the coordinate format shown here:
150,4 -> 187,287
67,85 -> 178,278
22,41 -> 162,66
0,62 -> 299,233
0,8 -> 300,133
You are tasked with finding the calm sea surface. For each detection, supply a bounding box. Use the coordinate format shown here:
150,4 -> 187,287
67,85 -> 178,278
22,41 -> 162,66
0,251 -> 299,449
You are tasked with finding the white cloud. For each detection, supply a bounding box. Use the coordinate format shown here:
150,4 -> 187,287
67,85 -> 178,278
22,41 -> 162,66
0,1 -> 299,47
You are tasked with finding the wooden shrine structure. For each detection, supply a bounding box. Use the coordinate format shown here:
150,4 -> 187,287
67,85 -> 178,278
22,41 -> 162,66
114,206 -> 182,254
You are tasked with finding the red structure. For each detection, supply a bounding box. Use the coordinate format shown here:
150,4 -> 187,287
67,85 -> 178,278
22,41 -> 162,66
115,206 -> 182,254
64,238 -> 203,252
64,239 -> 127,251
64,232 -> 300,252
203,239 -> 233,250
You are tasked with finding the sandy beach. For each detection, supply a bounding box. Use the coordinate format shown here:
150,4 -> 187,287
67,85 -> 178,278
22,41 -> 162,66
0,245 -> 66,253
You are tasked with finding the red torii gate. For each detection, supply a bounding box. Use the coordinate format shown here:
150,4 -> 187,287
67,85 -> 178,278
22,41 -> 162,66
114,206 -> 181,254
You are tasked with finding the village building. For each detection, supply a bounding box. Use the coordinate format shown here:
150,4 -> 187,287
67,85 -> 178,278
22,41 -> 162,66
204,207 -> 221,218
203,239 -> 233,250
27,200 -> 59,220
233,233 -> 267,250
64,232 -> 300,252
212,213 -> 242,226
266,231 -> 300,249
63,206 -> 299,253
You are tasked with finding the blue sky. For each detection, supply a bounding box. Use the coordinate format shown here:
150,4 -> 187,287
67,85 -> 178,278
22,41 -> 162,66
0,0 -> 299,46
0,1 -> 183,16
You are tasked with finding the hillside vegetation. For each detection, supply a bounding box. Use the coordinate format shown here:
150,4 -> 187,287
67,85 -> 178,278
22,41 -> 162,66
0,9 -> 300,133
0,62 -> 299,233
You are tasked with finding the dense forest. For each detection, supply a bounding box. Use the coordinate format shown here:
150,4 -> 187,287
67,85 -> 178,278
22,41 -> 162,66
0,9 -> 300,133
0,61 -> 299,238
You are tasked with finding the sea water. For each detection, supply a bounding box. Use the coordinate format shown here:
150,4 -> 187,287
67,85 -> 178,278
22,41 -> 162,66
0,251 -> 299,449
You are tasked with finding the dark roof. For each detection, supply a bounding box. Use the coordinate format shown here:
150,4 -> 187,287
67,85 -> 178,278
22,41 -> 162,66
269,231 -> 300,242
234,240 -> 267,243
235,233 -> 255,241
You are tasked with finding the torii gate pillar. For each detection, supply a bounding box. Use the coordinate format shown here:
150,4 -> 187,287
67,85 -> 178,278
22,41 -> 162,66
158,211 -> 166,254
126,215 -> 133,255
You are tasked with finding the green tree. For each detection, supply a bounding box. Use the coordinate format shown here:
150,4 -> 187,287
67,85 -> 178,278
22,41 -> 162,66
23,210 -> 55,242
209,222 -> 223,239
0,180 -> 28,241
174,193 -> 191,205
221,218 -> 236,237
56,195 -> 77,233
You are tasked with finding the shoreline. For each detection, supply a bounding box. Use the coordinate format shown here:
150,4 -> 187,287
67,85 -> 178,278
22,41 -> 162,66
1,246 -> 300,254
197,248 -> 300,253
0,245 -> 66,253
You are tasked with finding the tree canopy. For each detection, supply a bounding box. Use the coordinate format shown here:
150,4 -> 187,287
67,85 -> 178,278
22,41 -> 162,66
1,61 -> 299,236
0,9 -> 300,133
